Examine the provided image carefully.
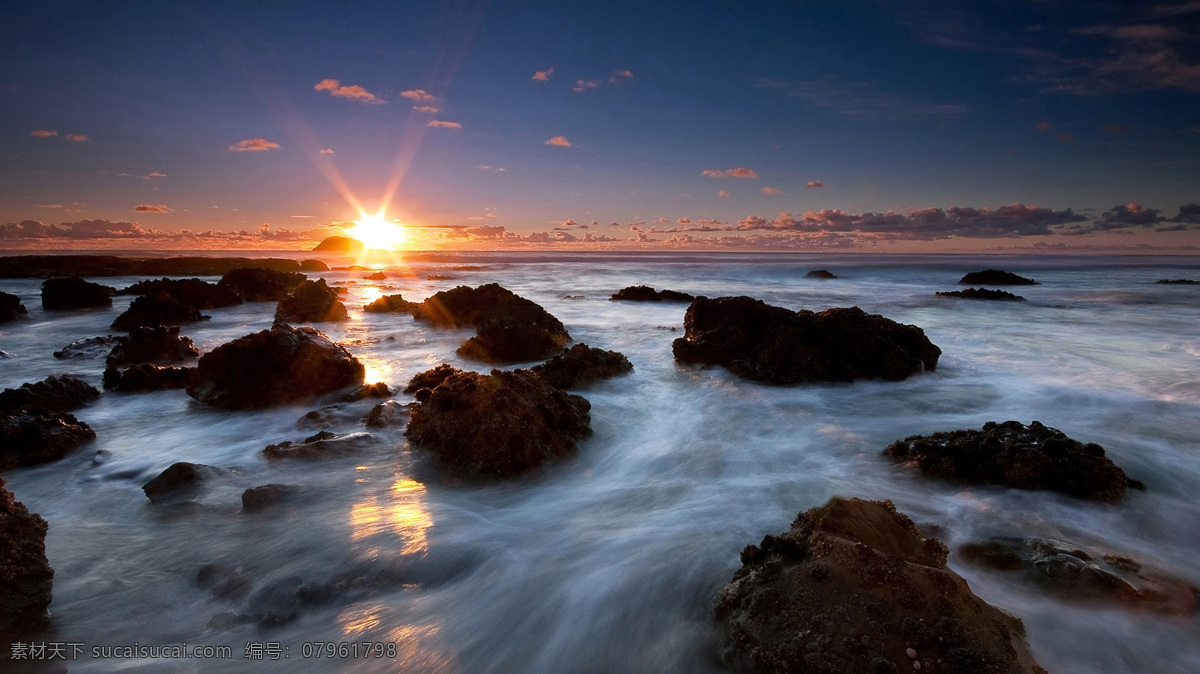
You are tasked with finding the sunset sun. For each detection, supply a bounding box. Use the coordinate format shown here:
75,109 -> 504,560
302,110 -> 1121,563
347,214 -> 406,251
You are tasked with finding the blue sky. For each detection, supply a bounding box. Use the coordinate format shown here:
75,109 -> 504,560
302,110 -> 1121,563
1,0 -> 1199,250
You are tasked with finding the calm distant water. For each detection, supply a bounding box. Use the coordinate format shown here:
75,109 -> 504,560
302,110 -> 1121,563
2,252 -> 1199,673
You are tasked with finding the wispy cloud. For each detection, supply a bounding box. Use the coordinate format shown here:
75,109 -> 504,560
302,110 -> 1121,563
30,129 -> 58,138
758,77 -> 971,120
702,167 -> 759,178
572,69 -> 634,92
314,79 -> 385,104
229,138 -> 281,152
544,135 -> 572,147
761,187 -> 781,195
427,120 -> 463,129
64,134 -> 89,142
133,204 -> 172,213
319,148 -> 335,155
806,181 -> 825,188
718,190 -> 731,198
412,105 -> 441,114
532,67 -> 554,82
401,89 -> 440,103
144,171 -> 167,179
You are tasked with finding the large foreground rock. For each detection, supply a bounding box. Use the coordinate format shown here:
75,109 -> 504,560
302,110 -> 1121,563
116,277 -> 241,309
405,369 -> 591,478
530,343 -> 633,389
217,267 -> 306,302
0,375 -> 99,414
672,297 -> 941,384
411,284 -> 570,363
960,537 -> 1198,616
937,288 -> 1025,302
884,420 -> 1142,502
274,278 -> 348,323
0,291 -> 27,322
959,270 -> 1038,286
0,478 -> 54,632
105,325 -> 199,367
41,276 -> 115,310
714,497 -> 1045,674
186,324 -> 364,409
111,292 -> 208,331
610,285 -> 695,302
1,407 -> 96,470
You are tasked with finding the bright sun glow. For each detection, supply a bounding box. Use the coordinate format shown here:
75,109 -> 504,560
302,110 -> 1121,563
348,213 -> 407,251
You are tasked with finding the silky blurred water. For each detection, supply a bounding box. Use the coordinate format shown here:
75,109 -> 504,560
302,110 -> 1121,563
1,253 -> 1199,673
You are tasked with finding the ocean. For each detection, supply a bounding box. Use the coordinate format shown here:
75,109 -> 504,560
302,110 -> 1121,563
2,252 -> 1199,673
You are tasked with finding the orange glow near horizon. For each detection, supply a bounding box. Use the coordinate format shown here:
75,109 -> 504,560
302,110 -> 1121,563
347,212 -> 408,251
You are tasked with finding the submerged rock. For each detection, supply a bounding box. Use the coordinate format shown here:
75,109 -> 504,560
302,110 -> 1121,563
274,278 -> 348,323
0,291 -> 27,322
1156,278 -> 1197,285
241,484 -> 295,512
103,364 -> 194,392
0,375 -> 100,414
365,401 -> 412,428
263,431 -> 376,459
959,269 -> 1039,286
714,497 -> 1046,674
142,462 -> 220,503
937,288 -> 1026,302
960,537 -> 1198,616
363,294 -> 415,313
105,325 -> 199,367
116,277 -> 242,309
0,407 -> 96,470
405,368 -> 591,478
672,296 -> 941,384
411,284 -> 570,363
41,276 -> 115,310
0,478 -> 54,632
217,267 -> 306,302
111,292 -> 208,331
530,343 -> 633,389
339,382 -> 391,402
610,285 -> 696,302
884,420 -> 1142,502
404,364 -> 461,394
197,563 -> 254,599
186,324 -> 364,410
804,269 -> 837,279
54,336 -> 121,360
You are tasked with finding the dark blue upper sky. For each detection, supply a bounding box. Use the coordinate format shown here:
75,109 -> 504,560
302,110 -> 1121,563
2,0 -> 1198,250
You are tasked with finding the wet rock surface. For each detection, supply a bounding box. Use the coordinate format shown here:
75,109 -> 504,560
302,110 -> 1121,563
884,420 -> 1142,502
103,364 -> 194,392
41,276 -> 115,310
937,288 -> 1026,301
405,368 -> 592,478
714,497 -> 1046,674
263,431 -> 377,459
672,296 -> 941,384
54,336 -> 121,359
339,382 -> 391,402
0,478 -> 54,632
217,267 -> 307,302
0,408 -> 96,470
411,284 -> 570,363
610,285 -> 696,302
0,291 -> 27,322
111,292 -> 208,331
804,269 -> 837,279
404,364 -> 460,394
530,343 -> 633,389
0,375 -> 100,414
186,324 -> 364,410
116,277 -> 242,309
105,325 -> 199,367
141,462 -> 221,503
274,278 -> 348,323
365,401 -> 412,427
363,294 -> 415,313
960,537 -> 1198,616
958,270 -> 1039,286
241,484 -> 295,512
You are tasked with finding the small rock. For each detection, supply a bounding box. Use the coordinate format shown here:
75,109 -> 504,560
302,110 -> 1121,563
274,278 -> 348,323
0,407 -> 96,470
936,288 -> 1025,302
610,285 -> 695,302
242,484 -> 293,512
141,462 -> 220,503
217,267 -> 307,302
41,276 -> 115,310
0,375 -> 100,414
530,343 -> 633,389
111,292 -> 208,331
805,269 -> 837,279
54,335 -> 120,359
364,294 -> 415,313
958,269 -> 1039,286
364,401 -> 412,427
263,431 -> 376,459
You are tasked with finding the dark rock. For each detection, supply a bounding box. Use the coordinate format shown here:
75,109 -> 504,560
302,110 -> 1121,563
339,382 -> 391,402
937,288 -> 1026,302
427,274 -> 454,280
116,277 -> 242,309
403,364 -> 461,394
0,375 -> 99,414
111,292 -> 208,331
217,267 -> 306,302
0,478 -> 54,632
563,295 -> 584,300
312,236 -> 365,254
530,343 -> 633,389
186,324 -> 364,410
884,420 -> 1141,502
41,276 -> 115,310
960,537 -> 1198,616
0,291 -> 27,322
364,294 -> 415,313
365,401 -> 412,427
105,325 -> 199,367
610,285 -> 696,302
714,497 -> 1046,674
405,369 -> 591,478
299,259 -> 329,272
411,284 -> 570,363
804,269 -> 837,279
363,271 -> 387,281
0,408 -> 96,470
672,297 -> 941,384
54,336 -> 120,359
197,563 -> 253,599
141,462 -> 220,503
1157,278 -> 1197,285
103,364 -> 194,392
274,278 -> 348,323
241,484 -> 294,512
263,431 -> 376,459
958,269 -> 1039,286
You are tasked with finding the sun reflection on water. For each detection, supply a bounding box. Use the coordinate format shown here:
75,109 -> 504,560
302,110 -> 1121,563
348,477 -> 434,556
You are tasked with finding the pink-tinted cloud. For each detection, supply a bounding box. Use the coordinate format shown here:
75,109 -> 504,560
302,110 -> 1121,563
133,204 -> 172,213
319,148 -> 335,155
412,105 -> 441,114
572,79 -> 602,92
401,89 -> 439,103
572,69 -> 634,92
762,187 -> 781,195
314,79 -> 385,104
703,167 -> 759,178
1035,121 -> 1052,131
64,134 -> 89,142
144,171 -> 167,179
532,67 -> 554,82
30,129 -> 58,138
427,120 -> 463,129
718,190 -> 731,198
229,138 -> 281,152
806,181 -> 825,188
544,136 -> 572,147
